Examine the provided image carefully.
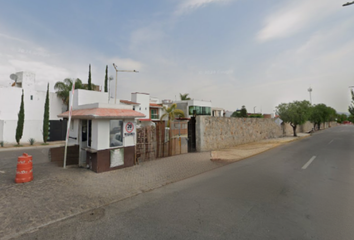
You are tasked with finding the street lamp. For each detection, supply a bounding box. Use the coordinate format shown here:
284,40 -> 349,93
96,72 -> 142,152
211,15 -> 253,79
343,1 -> 354,6
308,87 -> 312,104
253,106 -> 256,114
112,63 -> 138,104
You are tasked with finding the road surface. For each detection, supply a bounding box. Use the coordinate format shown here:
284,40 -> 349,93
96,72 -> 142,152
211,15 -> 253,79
15,126 -> 354,240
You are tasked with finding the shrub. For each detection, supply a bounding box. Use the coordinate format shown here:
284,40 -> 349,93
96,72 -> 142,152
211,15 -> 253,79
0,141 -> 3,147
29,138 -> 35,145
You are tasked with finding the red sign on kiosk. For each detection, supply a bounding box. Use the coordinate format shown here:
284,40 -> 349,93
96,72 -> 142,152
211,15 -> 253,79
125,122 -> 134,133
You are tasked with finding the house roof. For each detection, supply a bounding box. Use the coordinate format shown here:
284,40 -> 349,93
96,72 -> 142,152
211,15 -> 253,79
138,118 -> 152,122
58,108 -> 145,119
120,100 -> 140,105
149,103 -> 163,108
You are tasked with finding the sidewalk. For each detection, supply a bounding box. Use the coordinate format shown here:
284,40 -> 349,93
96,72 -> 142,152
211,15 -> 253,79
0,134 -> 309,240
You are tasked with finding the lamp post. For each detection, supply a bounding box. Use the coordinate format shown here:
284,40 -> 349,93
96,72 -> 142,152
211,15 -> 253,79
112,63 -> 138,104
343,1 -> 354,6
308,87 -> 312,104
253,106 -> 256,114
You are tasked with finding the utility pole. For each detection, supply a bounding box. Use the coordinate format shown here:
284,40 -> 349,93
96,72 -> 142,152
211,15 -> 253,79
112,63 -> 138,104
308,87 -> 313,105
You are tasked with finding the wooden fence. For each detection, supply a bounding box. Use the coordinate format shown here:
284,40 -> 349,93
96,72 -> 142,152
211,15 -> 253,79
136,120 -> 188,162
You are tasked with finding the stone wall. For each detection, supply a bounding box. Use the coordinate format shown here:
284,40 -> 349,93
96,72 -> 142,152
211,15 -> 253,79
282,121 -> 338,135
195,117 -> 338,152
196,116 -> 282,152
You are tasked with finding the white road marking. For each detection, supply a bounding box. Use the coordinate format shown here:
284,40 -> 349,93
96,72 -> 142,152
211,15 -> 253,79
328,139 -> 334,145
0,170 -> 5,174
302,156 -> 316,169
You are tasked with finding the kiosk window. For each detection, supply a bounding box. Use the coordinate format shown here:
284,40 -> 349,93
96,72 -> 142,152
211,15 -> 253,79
110,120 -> 123,147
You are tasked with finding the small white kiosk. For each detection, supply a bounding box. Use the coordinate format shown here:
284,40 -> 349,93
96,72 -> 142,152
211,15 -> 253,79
57,89 -> 145,173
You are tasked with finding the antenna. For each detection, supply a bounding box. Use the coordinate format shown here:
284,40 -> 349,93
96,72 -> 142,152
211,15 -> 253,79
10,74 -> 18,82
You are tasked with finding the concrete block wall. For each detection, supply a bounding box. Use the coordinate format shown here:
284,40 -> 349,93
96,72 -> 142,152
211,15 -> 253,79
196,116 -> 283,152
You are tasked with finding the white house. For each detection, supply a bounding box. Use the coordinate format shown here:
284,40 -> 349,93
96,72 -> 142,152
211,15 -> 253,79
119,92 -> 167,123
173,99 -> 212,118
0,72 -> 65,144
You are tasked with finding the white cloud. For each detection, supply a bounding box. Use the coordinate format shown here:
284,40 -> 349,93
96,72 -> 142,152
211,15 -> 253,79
0,33 -> 30,44
108,57 -> 143,71
257,0 -> 338,41
260,17 -> 354,112
175,0 -> 231,15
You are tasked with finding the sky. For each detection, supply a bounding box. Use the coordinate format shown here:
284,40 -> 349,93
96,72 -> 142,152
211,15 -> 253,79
0,0 -> 353,114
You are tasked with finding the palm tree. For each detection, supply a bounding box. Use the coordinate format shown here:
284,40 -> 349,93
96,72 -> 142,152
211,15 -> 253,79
54,78 -> 84,110
160,103 -> 185,127
180,93 -> 191,100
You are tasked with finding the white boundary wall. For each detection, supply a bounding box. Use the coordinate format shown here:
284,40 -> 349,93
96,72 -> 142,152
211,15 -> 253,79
0,87 -> 64,144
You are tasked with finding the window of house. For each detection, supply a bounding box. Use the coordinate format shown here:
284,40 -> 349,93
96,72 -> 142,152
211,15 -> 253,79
151,109 -> 159,119
30,95 -> 33,100
189,106 -> 211,116
139,107 -> 141,110
110,120 -> 123,147
133,106 -> 135,110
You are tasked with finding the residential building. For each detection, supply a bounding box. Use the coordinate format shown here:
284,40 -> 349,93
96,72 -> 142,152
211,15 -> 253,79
212,107 -> 225,117
173,99 -> 212,118
0,72 -> 65,144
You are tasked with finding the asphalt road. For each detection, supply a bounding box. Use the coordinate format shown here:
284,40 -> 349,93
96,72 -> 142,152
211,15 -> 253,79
16,126 -> 354,240
0,147 -> 51,170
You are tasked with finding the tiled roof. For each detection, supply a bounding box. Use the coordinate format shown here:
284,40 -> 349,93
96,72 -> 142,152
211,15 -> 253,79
58,108 -> 145,119
120,100 -> 140,105
138,118 -> 152,121
149,103 -> 163,108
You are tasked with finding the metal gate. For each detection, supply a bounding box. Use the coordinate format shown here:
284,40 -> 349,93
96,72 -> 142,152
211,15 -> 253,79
188,117 -> 196,152
48,119 -> 67,142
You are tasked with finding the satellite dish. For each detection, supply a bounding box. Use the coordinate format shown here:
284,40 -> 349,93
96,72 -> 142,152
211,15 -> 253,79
10,74 -> 18,82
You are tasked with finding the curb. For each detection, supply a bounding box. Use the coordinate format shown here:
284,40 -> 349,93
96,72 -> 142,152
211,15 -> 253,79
0,144 -> 65,152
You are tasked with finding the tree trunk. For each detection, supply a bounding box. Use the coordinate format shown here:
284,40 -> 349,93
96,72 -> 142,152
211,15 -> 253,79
291,124 -> 297,137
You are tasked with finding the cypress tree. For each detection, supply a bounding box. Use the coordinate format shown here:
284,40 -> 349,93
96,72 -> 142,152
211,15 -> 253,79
88,64 -> 92,90
15,90 -> 25,145
104,65 -> 108,92
43,83 -> 50,143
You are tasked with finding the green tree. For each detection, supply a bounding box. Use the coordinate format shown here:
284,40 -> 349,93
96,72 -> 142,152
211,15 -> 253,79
88,64 -> 92,90
54,78 -> 84,110
276,100 -> 311,136
180,93 -> 191,100
337,113 -> 348,123
349,90 -> 354,117
231,106 -> 248,118
43,83 -> 50,143
15,90 -> 25,145
104,65 -> 108,92
231,110 -> 241,117
240,105 -> 248,117
160,103 -> 185,127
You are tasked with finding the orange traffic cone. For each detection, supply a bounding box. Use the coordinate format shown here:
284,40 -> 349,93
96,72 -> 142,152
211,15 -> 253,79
15,153 -> 33,183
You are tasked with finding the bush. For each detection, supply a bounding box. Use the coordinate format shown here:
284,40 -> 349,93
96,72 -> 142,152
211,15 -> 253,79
0,141 -> 3,147
29,138 -> 35,145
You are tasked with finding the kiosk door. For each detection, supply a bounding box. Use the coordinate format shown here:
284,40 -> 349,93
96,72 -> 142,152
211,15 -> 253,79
79,120 -> 88,167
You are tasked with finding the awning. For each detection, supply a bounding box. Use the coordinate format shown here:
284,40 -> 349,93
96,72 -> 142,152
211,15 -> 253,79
58,108 -> 145,119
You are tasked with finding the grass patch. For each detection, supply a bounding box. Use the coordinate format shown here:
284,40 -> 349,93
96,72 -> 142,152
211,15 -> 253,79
14,145 -> 23,147
41,143 -> 49,145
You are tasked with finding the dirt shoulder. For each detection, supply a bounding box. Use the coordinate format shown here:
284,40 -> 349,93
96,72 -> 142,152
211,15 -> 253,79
210,133 -> 310,162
